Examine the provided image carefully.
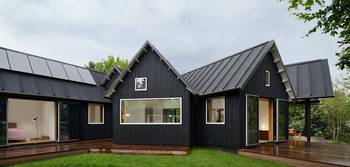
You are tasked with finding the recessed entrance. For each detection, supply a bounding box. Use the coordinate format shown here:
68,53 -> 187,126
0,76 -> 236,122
7,98 -> 56,145
258,98 -> 274,143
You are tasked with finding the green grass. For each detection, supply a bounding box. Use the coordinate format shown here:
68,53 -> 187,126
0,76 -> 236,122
12,147 -> 291,167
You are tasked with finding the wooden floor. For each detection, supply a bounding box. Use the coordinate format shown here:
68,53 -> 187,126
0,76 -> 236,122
0,139 -> 189,166
239,141 -> 350,167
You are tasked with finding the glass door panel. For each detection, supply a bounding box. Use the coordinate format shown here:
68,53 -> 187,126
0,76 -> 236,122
277,99 -> 288,141
0,97 -> 7,146
59,102 -> 80,141
246,94 -> 259,146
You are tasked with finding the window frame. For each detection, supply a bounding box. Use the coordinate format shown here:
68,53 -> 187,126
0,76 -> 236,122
205,96 -> 225,125
120,97 -> 182,125
265,70 -> 270,87
135,77 -> 147,91
88,103 -> 105,125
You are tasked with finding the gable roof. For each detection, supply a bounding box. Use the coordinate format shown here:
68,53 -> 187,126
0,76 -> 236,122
181,40 -> 295,98
105,41 -> 196,97
285,59 -> 334,99
0,47 -> 100,86
100,66 -> 122,85
0,46 -> 112,103
0,67 -> 111,103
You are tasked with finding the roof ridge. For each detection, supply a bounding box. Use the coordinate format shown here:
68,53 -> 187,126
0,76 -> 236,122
181,41 -> 270,76
285,59 -> 326,67
0,46 -> 106,74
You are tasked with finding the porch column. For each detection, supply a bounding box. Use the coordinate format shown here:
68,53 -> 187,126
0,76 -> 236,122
304,99 -> 311,142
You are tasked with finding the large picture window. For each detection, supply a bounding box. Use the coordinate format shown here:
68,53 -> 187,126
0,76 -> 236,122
206,96 -> 225,124
120,98 -> 181,125
88,103 -> 104,124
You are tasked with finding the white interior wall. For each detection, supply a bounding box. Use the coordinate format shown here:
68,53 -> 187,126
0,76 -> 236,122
259,100 -> 269,130
8,99 -> 56,140
39,102 -> 56,140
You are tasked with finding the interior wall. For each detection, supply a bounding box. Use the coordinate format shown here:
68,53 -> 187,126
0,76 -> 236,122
8,99 -> 56,140
40,102 -> 56,140
259,99 -> 269,131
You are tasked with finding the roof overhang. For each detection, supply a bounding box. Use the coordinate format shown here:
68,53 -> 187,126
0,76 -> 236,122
270,44 -> 295,99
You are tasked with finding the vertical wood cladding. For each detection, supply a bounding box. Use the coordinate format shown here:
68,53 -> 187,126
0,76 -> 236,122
79,103 -> 113,140
243,52 -> 289,99
242,52 -> 289,147
112,48 -> 191,146
194,53 -> 289,149
193,92 -> 244,149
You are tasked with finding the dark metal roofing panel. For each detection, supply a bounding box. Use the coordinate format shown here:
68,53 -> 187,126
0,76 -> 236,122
47,60 -> 69,80
181,41 -> 275,95
0,47 -> 98,86
285,59 -> 334,99
0,49 -> 10,69
7,50 -> 33,73
28,55 -> 52,76
77,67 -> 96,85
0,69 -> 111,103
63,64 -> 83,82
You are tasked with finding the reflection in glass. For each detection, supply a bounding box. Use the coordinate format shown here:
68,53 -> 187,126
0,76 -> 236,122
121,98 -> 181,124
278,100 -> 288,141
247,95 -> 259,145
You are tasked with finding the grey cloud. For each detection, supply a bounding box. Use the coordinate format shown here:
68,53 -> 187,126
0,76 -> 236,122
0,0 -> 343,80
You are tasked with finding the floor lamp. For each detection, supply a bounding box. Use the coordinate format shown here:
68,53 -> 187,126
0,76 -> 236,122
32,117 -> 39,139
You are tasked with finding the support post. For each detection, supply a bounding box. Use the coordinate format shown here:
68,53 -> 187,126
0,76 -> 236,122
304,99 -> 311,142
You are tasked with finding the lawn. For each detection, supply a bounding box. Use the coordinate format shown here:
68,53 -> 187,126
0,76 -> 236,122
12,147 -> 290,167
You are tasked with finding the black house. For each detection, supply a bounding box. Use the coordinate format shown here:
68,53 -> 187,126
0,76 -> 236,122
0,40 -> 333,149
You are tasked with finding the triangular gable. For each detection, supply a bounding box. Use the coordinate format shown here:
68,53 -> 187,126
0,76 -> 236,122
105,41 -> 196,97
181,40 -> 295,98
240,41 -> 295,99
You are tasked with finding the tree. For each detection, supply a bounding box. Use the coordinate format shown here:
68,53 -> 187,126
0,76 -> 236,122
86,55 -> 128,73
281,0 -> 350,69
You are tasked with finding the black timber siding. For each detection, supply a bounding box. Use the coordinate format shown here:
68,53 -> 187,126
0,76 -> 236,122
242,52 -> 289,146
193,91 -> 244,149
112,49 -> 191,146
243,52 -> 289,99
79,102 -> 113,140
193,53 -> 289,149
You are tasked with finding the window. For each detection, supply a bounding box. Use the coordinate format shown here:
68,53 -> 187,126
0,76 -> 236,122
120,98 -> 181,125
265,70 -> 270,87
277,99 -> 288,141
135,77 -> 147,91
88,103 -> 104,124
206,96 -> 225,124
246,94 -> 259,146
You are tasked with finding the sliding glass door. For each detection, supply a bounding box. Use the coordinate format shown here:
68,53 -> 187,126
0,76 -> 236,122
0,97 -> 7,146
59,102 -> 80,141
246,94 -> 259,146
277,99 -> 288,141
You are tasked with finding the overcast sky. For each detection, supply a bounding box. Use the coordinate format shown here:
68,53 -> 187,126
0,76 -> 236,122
0,0 -> 343,80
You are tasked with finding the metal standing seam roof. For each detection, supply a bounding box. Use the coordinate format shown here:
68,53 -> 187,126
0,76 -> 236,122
105,41 -> 196,97
285,59 -> 334,99
0,47 -> 97,85
0,46 -> 113,103
0,69 -> 111,103
181,40 -> 295,97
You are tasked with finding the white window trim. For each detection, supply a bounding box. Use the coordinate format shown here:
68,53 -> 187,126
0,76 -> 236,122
265,70 -> 270,87
88,103 -> 105,125
120,97 -> 182,125
205,96 -> 225,125
135,77 -> 147,91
